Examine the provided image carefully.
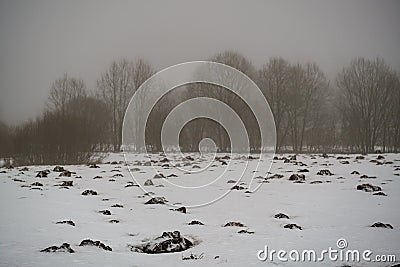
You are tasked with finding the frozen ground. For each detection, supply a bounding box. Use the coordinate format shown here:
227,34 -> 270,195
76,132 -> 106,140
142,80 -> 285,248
0,153 -> 399,266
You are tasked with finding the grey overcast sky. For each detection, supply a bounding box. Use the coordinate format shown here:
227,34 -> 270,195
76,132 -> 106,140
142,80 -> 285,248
0,0 -> 399,125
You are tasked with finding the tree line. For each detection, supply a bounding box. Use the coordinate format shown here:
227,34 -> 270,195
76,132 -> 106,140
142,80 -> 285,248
1,51 -> 399,165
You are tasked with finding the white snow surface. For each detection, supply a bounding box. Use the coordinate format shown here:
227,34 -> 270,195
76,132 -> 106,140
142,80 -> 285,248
0,153 -> 399,266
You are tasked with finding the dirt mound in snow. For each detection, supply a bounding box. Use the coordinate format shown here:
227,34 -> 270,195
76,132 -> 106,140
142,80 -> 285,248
79,239 -> 112,251
40,243 -> 74,253
130,231 -> 194,254
356,183 -> 381,192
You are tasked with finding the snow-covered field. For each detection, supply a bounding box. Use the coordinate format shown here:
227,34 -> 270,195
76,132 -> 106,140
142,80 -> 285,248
0,153 -> 399,266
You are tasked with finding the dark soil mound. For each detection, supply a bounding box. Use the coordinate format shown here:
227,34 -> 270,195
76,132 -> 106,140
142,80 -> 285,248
131,231 -> 193,254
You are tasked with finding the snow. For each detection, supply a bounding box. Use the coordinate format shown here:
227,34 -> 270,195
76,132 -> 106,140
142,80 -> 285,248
0,153 -> 399,266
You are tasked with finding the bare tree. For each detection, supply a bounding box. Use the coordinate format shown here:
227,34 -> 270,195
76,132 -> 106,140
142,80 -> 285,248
390,73 -> 400,152
13,94 -> 110,165
336,58 -> 397,153
285,63 -> 328,152
132,58 -> 155,151
380,72 -> 400,152
208,51 -> 257,151
97,59 -> 153,151
0,121 -> 14,158
133,58 -> 154,90
46,73 -> 86,115
97,59 -> 132,151
258,58 -> 291,151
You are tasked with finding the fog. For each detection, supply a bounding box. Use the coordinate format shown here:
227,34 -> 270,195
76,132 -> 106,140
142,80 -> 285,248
1,0 -> 399,125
